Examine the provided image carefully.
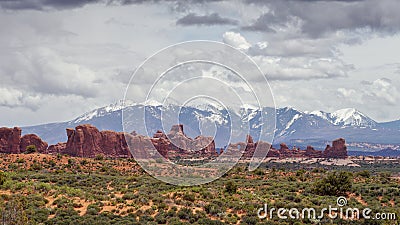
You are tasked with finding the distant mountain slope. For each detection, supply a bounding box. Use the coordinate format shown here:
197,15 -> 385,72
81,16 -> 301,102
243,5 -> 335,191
22,102 -> 400,151
348,148 -> 400,157
310,108 -> 377,128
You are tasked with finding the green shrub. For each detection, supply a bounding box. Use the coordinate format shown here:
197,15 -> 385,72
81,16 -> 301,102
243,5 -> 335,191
95,155 -> 104,161
0,171 -> 7,186
16,158 -> 25,164
205,203 -> 222,216
241,215 -> 259,225
30,163 -> 42,171
177,207 -> 193,220
24,145 -> 37,154
225,181 -> 237,194
313,171 -> 352,196
86,204 -> 101,215
182,192 -> 195,202
0,198 -> 29,224
357,170 -> 371,178
48,160 -> 56,167
68,158 -> 75,166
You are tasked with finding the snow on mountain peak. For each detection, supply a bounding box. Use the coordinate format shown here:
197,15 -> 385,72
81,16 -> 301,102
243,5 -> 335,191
74,101 -> 127,123
143,99 -> 163,106
240,103 -> 259,110
190,101 -> 226,112
332,108 -> 356,118
331,108 -> 375,127
307,108 -> 377,128
73,99 -> 377,129
309,110 -> 330,119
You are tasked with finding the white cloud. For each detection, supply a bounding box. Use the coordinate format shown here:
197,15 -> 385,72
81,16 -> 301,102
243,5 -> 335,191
222,31 -> 251,50
365,78 -> 399,105
0,87 -> 35,109
0,0 -> 400,126
0,47 -> 100,97
337,88 -> 356,98
253,54 -> 352,81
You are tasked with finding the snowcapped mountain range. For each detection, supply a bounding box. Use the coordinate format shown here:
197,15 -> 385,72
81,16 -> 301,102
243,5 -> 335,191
21,101 -> 400,151
308,108 -> 377,127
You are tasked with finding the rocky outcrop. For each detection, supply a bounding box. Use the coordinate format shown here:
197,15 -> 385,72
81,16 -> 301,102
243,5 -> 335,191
239,135 -> 346,159
169,124 -> 184,136
0,127 -> 48,154
323,138 -> 347,158
61,125 -> 131,158
266,148 -> 280,157
279,143 -> 289,151
125,134 -> 154,159
47,142 -> 66,154
20,134 -> 48,153
0,127 -> 21,154
242,135 -> 256,159
157,125 -> 218,158
166,124 -> 216,154
1,124 -> 347,160
305,146 -> 323,158
46,124 -> 217,159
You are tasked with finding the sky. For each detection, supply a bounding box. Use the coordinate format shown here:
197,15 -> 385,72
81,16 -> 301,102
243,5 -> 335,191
0,0 -> 399,127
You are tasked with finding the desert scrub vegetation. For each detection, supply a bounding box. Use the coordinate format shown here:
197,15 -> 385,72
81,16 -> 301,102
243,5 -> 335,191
0,154 -> 398,224
313,171 -> 353,196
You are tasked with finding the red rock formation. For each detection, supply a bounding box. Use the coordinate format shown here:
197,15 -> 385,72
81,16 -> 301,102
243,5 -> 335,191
194,136 -> 216,156
125,134 -> 154,159
64,125 -> 102,157
323,138 -> 347,158
266,148 -> 280,157
305,145 -> 323,158
151,136 -> 170,158
239,135 -> 275,159
51,124 -> 217,160
238,136 -> 347,159
20,134 -> 48,153
153,130 -> 166,139
243,135 -> 256,159
246,135 -> 254,144
0,124 -> 348,160
0,127 -> 21,153
169,124 -> 185,136
279,143 -> 289,151
0,127 -> 47,154
100,130 -> 131,158
63,124 -> 131,158
165,124 -> 217,157
47,143 -> 66,154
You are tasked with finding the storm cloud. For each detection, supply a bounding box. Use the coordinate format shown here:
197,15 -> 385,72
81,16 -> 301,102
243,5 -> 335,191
0,0 -> 399,126
177,13 -> 238,26
0,0 -> 102,10
242,0 -> 400,37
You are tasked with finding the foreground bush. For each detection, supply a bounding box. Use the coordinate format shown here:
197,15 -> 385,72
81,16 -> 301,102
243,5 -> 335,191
313,171 -> 352,196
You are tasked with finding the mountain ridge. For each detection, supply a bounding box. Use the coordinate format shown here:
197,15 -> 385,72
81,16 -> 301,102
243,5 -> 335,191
20,101 -> 400,151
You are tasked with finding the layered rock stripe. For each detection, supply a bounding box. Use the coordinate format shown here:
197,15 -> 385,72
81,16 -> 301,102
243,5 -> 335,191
0,124 -> 347,159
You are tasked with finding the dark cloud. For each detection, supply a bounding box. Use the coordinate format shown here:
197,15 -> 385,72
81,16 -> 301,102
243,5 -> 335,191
241,13 -> 284,33
246,0 -> 364,3
0,0 -> 101,10
0,0 -> 223,10
360,80 -> 372,85
0,0 -> 163,10
4,0 -> 400,39
243,0 -> 400,38
176,13 -> 238,26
